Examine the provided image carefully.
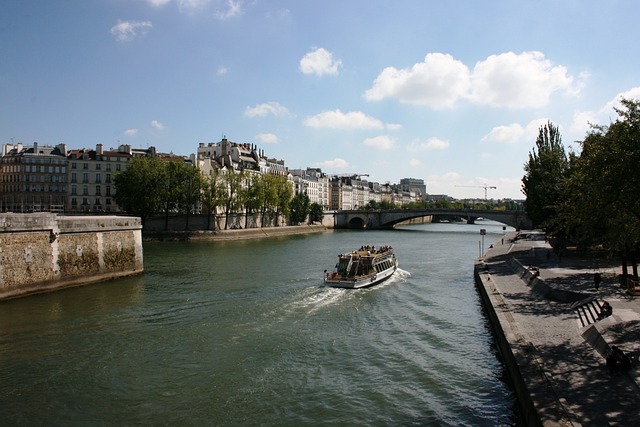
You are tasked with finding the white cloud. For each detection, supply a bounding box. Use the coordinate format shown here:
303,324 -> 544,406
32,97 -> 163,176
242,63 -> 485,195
215,0 -> 243,19
217,66 -> 228,76
601,87 -> 640,114
570,86 -> 640,135
303,109 -> 384,130
151,120 -> 166,130
110,20 -> 152,42
144,0 -> 242,17
482,119 -> 550,144
124,128 -> 138,136
469,51 -> 576,108
316,158 -> 351,170
569,110 -> 598,135
363,135 -> 395,150
299,48 -> 342,76
386,123 -> 403,131
481,123 -> 524,144
255,133 -> 278,144
364,53 -> 470,108
147,0 -> 172,6
365,51 -> 580,110
426,172 -> 463,195
409,158 -> 421,166
407,137 -> 450,152
244,102 -> 290,118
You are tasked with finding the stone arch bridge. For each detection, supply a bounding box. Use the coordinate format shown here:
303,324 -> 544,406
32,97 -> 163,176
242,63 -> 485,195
333,209 -> 532,230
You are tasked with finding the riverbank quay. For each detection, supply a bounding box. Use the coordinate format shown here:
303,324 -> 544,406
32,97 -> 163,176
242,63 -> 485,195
0,213 -> 143,301
475,231 -> 640,426
142,224 -> 328,241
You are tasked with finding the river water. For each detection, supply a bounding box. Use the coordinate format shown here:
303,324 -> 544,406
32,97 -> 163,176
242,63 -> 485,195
0,221 -> 516,426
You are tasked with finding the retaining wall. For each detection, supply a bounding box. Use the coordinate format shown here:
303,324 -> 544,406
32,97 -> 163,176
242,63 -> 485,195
0,213 -> 143,301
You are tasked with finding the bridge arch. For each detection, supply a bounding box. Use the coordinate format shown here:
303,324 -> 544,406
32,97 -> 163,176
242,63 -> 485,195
347,216 -> 366,229
334,209 -> 531,230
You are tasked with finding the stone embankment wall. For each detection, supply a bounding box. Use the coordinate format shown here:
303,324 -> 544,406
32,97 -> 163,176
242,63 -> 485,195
0,213 -> 143,301
143,212 -> 337,232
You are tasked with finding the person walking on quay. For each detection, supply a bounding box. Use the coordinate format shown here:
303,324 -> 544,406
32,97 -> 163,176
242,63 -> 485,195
594,272 -> 602,291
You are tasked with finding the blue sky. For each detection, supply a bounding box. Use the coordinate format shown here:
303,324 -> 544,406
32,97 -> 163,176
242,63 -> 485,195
2,0 -> 639,199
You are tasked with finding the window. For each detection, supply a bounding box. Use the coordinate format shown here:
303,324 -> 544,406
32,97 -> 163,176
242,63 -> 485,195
96,163 -> 101,170
71,198 -> 77,206
95,186 -> 101,196
106,163 -> 111,171
106,186 -> 111,196
71,172 -> 77,183
71,185 -> 77,195
95,173 -> 101,183
83,185 -> 88,195
106,173 -> 111,183
71,162 -> 77,169
83,163 -> 88,169
82,173 -> 89,183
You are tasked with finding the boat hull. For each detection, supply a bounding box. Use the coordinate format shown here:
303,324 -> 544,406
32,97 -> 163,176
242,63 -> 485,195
324,261 -> 398,289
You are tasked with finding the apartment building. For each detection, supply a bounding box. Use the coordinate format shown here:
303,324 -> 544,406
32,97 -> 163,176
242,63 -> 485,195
0,142 -> 68,212
2,136 -> 426,216
290,168 -> 330,209
399,177 -> 427,201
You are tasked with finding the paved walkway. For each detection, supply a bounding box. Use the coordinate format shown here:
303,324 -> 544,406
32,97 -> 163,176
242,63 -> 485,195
476,231 -> 640,426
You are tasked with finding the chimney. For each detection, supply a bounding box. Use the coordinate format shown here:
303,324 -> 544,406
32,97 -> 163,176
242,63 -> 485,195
96,143 -> 103,155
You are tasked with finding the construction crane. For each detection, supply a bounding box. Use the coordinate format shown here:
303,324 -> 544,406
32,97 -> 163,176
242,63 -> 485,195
455,184 -> 497,200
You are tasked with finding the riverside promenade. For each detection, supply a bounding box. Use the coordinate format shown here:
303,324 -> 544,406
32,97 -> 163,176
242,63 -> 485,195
475,231 -> 640,426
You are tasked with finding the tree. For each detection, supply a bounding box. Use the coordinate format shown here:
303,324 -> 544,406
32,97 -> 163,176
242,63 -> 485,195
201,168 -> 225,230
289,192 -> 310,224
222,169 -> 244,229
113,156 -> 163,225
178,165 -> 203,230
257,174 -> 279,227
572,99 -> 640,277
309,202 -> 324,224
242,172 -> 261,229
274,176 -> 293,226
158,160 -> 194,231
522,121 -> 569,229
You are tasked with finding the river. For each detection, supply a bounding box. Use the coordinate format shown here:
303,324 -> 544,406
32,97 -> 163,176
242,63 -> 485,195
0,221 -> 517,426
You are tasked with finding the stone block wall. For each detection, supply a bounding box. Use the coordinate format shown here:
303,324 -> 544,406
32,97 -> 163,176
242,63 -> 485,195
0,213 -> 143,301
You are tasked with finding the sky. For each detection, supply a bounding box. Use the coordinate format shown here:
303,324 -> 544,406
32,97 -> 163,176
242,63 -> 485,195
2,0 -> 640,200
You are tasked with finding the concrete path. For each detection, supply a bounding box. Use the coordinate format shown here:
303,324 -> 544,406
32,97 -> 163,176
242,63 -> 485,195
476,231 -> 640,426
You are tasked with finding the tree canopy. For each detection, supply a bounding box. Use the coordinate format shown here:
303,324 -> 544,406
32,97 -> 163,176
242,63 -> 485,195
522,99 -> 640,277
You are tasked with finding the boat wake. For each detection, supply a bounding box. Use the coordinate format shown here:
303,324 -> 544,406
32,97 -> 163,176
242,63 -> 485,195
274,267 -> 412,320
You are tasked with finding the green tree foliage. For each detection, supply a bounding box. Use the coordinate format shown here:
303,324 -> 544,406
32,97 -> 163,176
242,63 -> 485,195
179,165 -> 204,230
113,156 -> 164,225
257,174 -> 279,227
158,160 -> 197,231
114,157 -> 203,229
289,192 -> 310,224
201,168 -> 225,230
275,176 -> 293,226
522,99 -> 640,277
222,169 -> 244,229
309,202 -> 324,223
572,99 -> 640,275
522,121 -> 569,229
242,172 -> 261,229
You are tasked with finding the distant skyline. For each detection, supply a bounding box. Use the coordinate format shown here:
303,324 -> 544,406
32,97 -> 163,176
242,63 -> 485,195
2,0 -> 639,199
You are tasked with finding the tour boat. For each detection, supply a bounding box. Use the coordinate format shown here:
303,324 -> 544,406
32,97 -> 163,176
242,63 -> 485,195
324,245 -> 398,289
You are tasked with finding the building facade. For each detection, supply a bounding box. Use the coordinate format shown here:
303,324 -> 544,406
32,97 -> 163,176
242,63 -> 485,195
66,144 -> 134,213
0,142 -> 68,213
